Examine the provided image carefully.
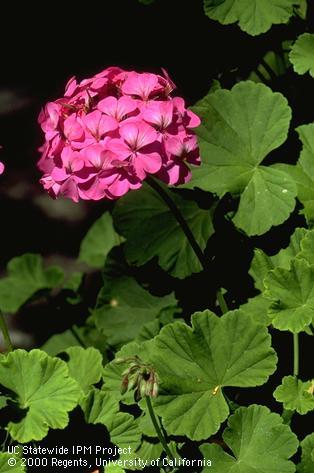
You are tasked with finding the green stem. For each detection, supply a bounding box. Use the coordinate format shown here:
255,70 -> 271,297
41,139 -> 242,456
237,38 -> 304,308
293,333 -> 299,377
70,326 -> 87,348
260,58 -> 277,80
253,67 -> 269,84
145,395 -> 175,463
146,177 -> 228,314
217,288 -> 228,314
282,333 -> 300,424
0,309 -> 13,352
146,177 -> 209,271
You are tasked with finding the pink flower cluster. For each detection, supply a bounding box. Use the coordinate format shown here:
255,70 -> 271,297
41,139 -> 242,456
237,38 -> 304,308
38,67 -> 200,201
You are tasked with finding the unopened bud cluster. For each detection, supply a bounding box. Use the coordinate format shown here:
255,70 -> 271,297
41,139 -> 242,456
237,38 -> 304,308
116,355 -> 159,401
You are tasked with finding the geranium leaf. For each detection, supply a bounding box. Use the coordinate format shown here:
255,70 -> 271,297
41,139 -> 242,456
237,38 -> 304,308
239,294 -> 271,326
42,324 -> 108,357
83,388 -> 141,453
105,465 -> 125,473
186,81 -> 294,235
264,258 -> 314,332
0,254 -> 64,313
274,124 -> 314,225
79,212 -> 121,268
200,404 -> 298,472
113,183 -> 215,278
0,349 -> 80,442
297,229 -> 314,265
274,376 -> 314,415
249,43 -> 291,82
232,166 -> 296,235
0,396 -> 8,409
249,227 -> 307,291
290,33 -> 314,78
0,453 -> 25,473
92,276 -> 176,346
148,310 -> 277,440
297,124 -> 314,185
64,347 -> 103,396
203,0 -> 296,36
298,433 -> 314,473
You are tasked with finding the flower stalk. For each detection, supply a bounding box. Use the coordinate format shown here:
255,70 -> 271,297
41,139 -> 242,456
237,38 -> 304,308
146,176 -> 228,314
0,309 -> 13,352
293,333 -> 299,378
145,395 -> 175,466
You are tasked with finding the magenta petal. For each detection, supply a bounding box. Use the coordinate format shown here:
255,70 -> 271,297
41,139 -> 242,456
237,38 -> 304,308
122,72 -> 159,100
98,96 -> 118,116
107,138 -> 132,159
60,178 -> 80,202
143,101 -> 173,129
108,177 -> 131,197
186,110 -> 201,128
133,151 -> 162,179
165,136 -> 183,157
63,114 -> 84,141
0,161 -> 4,175
120,122 -> 157,149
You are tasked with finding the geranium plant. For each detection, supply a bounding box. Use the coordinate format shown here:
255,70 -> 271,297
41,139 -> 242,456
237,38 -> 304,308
0,1 -> 313,472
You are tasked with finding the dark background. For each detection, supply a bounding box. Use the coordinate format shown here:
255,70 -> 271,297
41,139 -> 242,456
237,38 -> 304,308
0,0 -> 313,468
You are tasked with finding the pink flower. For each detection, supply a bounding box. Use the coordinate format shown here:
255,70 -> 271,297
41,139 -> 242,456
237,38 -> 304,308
108,122 -> 162,179
98,96 -> 138,123
37,66 -> 200,202
0,161 -> 4,175
158,134 -> 200,185
122,72 -> 162,101
142,101 -> 174,132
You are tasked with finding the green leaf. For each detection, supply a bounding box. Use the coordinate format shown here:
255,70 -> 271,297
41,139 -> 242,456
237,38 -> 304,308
233,167 -> 296,236
298,433 -> 314,473
264,258 -> 314,332
295,0 -> 307,19
298,229 -> 314,265
0,395 -> 8,409
239,294 -> 271,326
186,81 -> 294,236
113,183 -> 215,278
249,44 -> 291,82
42,324 -> 108,358
249,227 -> 307,290
0,453 -> 26,473
203,0 -> 296,36
275,126 -> 314,224
0,349 -> 80,442
79,212 -> 121,268
297,124 -> 314,180
274,163 -> 314,206
105,465 -> 125,473
290,33 -> 314,78
200,404 -> 298,472
83,388 -> 141,453
92,276 -> 176,346
274,376 -> 314,414
131,441 -> 162,465
148,310 -> 277,440
64,347 -> 103,395
249,249 -> 275,291
0,254 -> 64,313
63,271 -> 83,304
